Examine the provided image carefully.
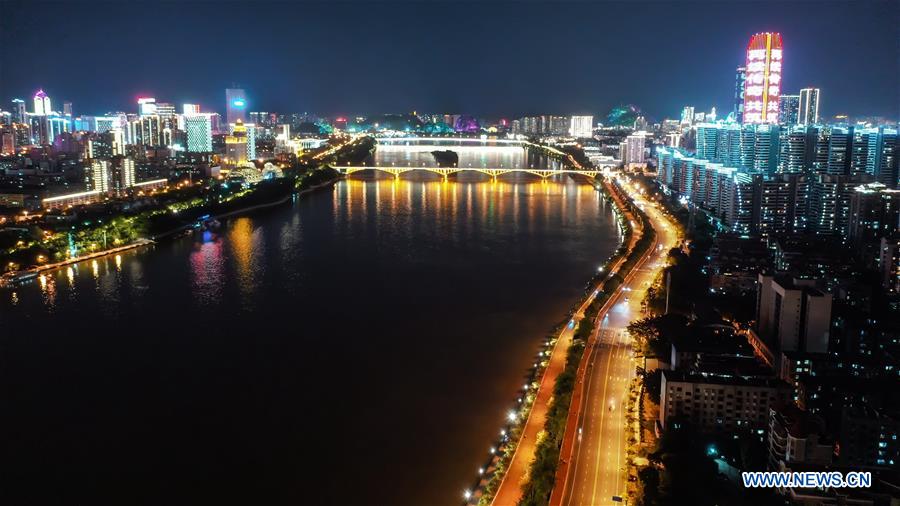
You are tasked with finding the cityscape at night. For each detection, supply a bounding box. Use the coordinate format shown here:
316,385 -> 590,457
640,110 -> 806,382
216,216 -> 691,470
0,1 -> 898,505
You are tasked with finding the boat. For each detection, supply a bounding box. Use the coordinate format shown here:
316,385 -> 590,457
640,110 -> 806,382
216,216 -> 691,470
1,271 -> 39,288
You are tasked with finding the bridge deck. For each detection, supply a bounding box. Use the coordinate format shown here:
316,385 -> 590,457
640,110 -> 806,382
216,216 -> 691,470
337,166 -> 601,179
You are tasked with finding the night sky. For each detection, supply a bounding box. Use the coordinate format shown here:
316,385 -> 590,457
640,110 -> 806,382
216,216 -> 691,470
1,1 -> 897,120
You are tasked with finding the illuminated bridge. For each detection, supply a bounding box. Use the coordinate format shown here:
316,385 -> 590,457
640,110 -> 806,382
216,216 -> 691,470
336,165 -> 602,180
375,137 -> 528,145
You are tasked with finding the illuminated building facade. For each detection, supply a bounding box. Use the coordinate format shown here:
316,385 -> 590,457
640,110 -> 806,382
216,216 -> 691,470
225,88 -> 247,125
225,119 -> 249,165
33,89 -> 51,115
184,113 -> 213,153
569,115 -> 593,138
742,32 -> 783,125
733,66 -> 746,123
778,94 -> 800,125
798,88 -> 820,125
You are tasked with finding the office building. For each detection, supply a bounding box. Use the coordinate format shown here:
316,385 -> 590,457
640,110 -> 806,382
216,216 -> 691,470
680,106 -> 694,125
137,97 -> 157,115
47,116 -> 70,144
225,119 -> 249,165
798,88 -> 820,125
225,88 -> 247,125
33,89 -> 51,115
184,113 -> 214,153
742,32 -> 783,125
778,94 -> 799,125
11,98 -> 26,123
733,66 -> 747,123
569,115 -> 593,138
183,103 -> 200,115
63,102 -> 73,116
756,274 -> 832,354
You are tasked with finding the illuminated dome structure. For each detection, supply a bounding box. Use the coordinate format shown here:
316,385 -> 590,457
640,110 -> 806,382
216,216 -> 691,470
606,104 -> 641,127
453,115 -> 480,133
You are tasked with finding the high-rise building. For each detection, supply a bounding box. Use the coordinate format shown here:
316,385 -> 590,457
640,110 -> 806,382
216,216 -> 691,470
183,104 -> 200,115
225,118 -> 249,165
138,97 -> 157,115
623,132 -> 647,167
798,88 -> 820,125
113,158 -> 135,195
880,237 -> 900,293
11,98 -> 26,123
63,102 -> 73,116
95,116 -> 120,133
753,124 -> 781,175
245,123 -> 257,160
778,95 -> 800,125
733,66 -> 747,123
33,89 -> 51,115
1,127 -> 15,154
864,127 -> 898,188
569,115 -> 593,138
184,113 -> 214,153
47,116 -> 70,143
225,88 -> 247,125
847,182 -> 900,248
680,106 -> 695,125
91,160 -> 111,193
111,128 -> 126,156
87,132 -> 114,159
756,274 -> 832,354
742,32 -> 783,125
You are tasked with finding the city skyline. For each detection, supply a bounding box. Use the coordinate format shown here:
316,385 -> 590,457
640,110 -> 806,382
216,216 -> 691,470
1,2 -> 898,505
1,1 -> 897,119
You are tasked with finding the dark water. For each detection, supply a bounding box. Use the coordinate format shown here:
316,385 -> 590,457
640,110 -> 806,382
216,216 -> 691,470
1,175 -> 618,505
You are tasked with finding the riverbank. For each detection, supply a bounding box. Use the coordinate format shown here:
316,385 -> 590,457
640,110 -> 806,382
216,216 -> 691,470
0,239 -> 155,288
471,176 -> 637,506
2,174 -> 344,288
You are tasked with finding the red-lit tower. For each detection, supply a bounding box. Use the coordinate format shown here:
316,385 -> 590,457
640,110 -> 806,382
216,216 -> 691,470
742,32 -> 783,124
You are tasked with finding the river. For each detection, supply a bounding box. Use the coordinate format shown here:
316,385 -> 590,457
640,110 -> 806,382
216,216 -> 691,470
0,142 -> 620,505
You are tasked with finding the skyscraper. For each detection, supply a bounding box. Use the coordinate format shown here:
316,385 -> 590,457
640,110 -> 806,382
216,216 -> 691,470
138,97 -> 157,115
184,113 -> 214,153
742,32 -> 783,125
33,90 -> 51,115
225,88 -> 247,125
733,66 -> 747,123
681,106 -> 695,125
11,99 -> 26,123
798,88 -> 820,125
91,160 -> 111,193
63,102 -> 73,116
569,116 -> 593,138
225,118 -> 249,165
778,95 -> 800,125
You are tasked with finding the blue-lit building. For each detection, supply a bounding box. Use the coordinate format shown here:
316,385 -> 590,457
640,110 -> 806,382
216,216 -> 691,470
225,88 -> 247,125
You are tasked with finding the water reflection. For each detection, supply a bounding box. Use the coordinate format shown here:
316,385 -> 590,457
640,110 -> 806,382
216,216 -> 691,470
1,174 -> 618,506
